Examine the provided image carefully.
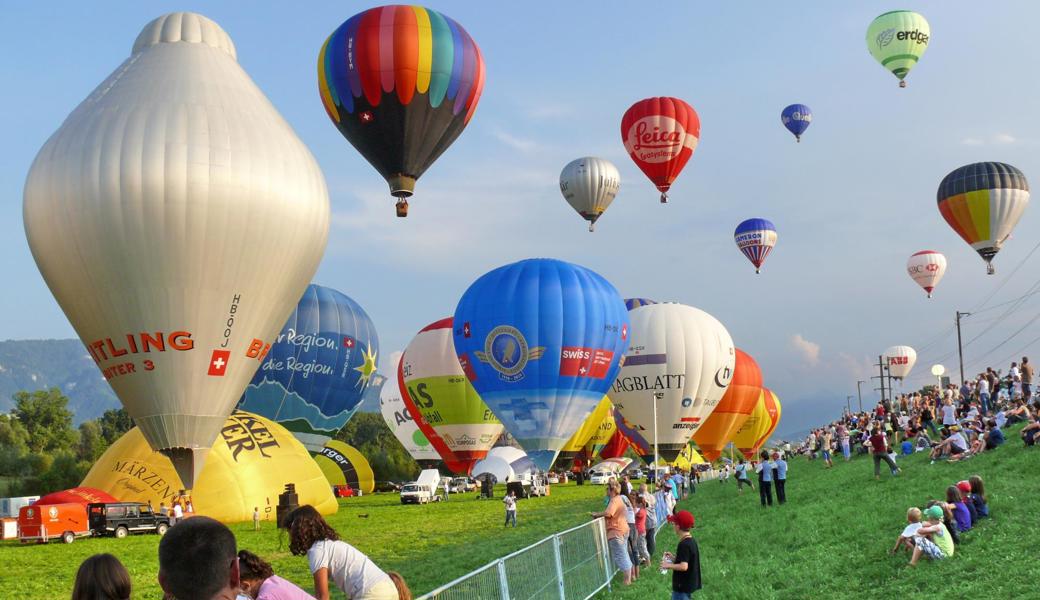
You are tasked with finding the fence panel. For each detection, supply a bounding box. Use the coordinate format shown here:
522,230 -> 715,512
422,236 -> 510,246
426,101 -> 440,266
558,520 -> 612,600
502,536 -> 559,600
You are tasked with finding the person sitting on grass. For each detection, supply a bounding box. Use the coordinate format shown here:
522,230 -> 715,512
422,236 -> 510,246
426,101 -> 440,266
969,475 -> 989,518
889,507 -> 922,555
909,506 -> 955,566
929,427 -> 966,462
925,500 -> 960,546
238,549 -> 316,600
945,485 -> 973,532
660,510 -> 701,599
72,553 -> 132,600
1021,413 -> 1040,446
985,420 -> 1005,449
955,481 -> 979,526
950,431 -> 986,462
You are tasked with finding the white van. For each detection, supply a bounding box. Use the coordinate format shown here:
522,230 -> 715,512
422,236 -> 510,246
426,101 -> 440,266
400,469 -> 441,505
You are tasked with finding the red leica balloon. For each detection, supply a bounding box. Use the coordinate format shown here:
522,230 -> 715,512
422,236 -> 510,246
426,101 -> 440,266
620,97 -> 700,203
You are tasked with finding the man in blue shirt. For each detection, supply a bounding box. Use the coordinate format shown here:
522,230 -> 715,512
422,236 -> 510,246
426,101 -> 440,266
771,452 -> 788,504
985,421 -> 1005,449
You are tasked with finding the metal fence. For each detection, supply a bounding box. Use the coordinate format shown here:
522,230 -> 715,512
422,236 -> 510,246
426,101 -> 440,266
417,518 -> 617,600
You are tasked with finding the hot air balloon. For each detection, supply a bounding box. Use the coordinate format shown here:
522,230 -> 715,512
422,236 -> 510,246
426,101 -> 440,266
559,157 -> 621,232
611,303 -> 735,461
23,13 -> 330,488
318,5 -> 485,217
238,285 -> 378,452
866,11 -> 930,88
613,408 -> 653,462
692,349 -> 763,461
624,298 -> 657,310
732,389 -> 781,459
583,410 -> 618,458
453,259 -> 630,471
621,97 -> 700,203
906,251 -> 947,297
598,430 -> 632,461
883,346 -> 917,379
557,396 -> 614,467
401,318 -> 504,475
380,352 -> 441,468
314,440 -> 376,495
734,219 -> 778,274
937,162 -> 1029,274
780,104 -> 812,142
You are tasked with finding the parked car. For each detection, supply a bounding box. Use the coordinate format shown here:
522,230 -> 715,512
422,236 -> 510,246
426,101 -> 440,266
450,477 -> 476,493
547,474 -> 560,484
87,502 -> 170,538
589,470 -> 614,485
400,469 -> 441,505
18,503 -> 90,544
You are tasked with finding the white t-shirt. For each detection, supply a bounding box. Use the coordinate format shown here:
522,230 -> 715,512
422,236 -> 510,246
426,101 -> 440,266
949,432 -> 968,451
172,505 -> 183,518
941,405 -> 957,425
503,496 -> 516,512
977,379 -> 990,394
1011,366 -> 1020,379
901,522 -> 922,538
307,539 -> 390,600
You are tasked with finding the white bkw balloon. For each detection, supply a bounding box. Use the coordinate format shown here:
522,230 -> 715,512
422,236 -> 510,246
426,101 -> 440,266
610,303 -> 735,461
559,157 -> 621,232
23,13 -> 330,488
907,251 -> 947,298
883,346 -> 918,379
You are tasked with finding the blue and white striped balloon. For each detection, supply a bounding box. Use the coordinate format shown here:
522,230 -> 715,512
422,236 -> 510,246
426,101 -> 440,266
734,219 -> 778,274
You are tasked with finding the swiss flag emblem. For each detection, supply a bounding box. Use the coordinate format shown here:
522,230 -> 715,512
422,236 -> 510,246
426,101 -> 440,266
359,111 -> 374,123
463,322 -> 472,338
208,350 -> 231,376
621,324 -> 628,341
343,336 -> 355,348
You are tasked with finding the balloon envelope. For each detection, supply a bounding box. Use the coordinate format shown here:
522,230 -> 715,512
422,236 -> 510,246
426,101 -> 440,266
238,285 -> 379,452
906,251 -> 947,297
780,104 -> 812,141
734,219 -> 778,273
313,440 -> 375,494
613,408 -> 652,462
611,303 -> 735,461
23,13 -> 330,488
379,352 -> 441,466
318,5 -> 485,214
560,157 -> 621,231
937,162 -> 1029,274
621,97 -> 700,203
732,389 -> 781,459
453,259 -> 630,471
883,346 -> 917,379
558,396 -> 614,464
692,349 -> 762,461
866,11 -> 930,86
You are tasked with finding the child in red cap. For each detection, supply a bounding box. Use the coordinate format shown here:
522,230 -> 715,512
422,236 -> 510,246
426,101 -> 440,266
660,510 -> 701,598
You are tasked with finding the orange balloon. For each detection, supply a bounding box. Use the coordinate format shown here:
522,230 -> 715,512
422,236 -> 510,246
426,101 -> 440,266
692,349 -> 762,461
732,388 -> 782,459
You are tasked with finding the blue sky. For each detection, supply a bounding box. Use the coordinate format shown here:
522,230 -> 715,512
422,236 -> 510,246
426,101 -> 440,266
3,2 -> 1040,437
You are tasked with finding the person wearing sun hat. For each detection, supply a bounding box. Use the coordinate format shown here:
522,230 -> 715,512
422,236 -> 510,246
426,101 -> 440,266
660,510 -> 701,598
909,505 -> 954,565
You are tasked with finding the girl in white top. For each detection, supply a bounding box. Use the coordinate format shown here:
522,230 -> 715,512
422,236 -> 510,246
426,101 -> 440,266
288,505 -> 398,600
941,400 -> 957,426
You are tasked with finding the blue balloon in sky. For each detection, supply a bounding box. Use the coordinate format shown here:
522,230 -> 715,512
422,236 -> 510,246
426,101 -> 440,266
624,298 -> 657,310
453,259 -> 630,471
238,284 -> 379,452
781,104 -> 812,142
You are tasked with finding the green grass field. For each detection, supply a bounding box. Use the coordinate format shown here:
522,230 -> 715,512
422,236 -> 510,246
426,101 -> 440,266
2,430 -> 1036,600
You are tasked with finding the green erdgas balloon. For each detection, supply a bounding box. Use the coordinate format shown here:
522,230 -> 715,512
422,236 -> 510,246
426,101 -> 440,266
866,11 -> 930,87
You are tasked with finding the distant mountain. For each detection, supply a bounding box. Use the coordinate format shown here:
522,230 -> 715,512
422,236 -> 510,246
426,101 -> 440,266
0,339 -> 119,424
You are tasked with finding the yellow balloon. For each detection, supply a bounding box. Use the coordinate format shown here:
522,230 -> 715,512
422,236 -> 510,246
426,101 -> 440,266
730,389 -> 782,459
313,440 -> 375,494
560,396 -> 613,455
670,445 -> 706,470
583,405 -> 618,456
81,411 -> 337,523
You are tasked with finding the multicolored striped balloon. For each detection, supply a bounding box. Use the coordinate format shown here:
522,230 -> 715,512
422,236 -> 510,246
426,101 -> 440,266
734,218 -> 778,274
318,5 -> 485,215
937,162 -> 1029,274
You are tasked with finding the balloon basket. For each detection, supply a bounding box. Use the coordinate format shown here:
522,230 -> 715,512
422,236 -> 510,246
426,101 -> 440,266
987,263 -> 995,275
899,80 -> 907,88
660,193 -> 668,204
588,222 -> 595,232
395,199 -> 409,218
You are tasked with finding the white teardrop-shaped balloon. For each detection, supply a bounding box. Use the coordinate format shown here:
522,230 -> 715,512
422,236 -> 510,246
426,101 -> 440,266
906,251 -> 947,298
610,303 -> 735,461
23,12 -> 330,488
379,352 -> 441,465
883,345 -> 917,379
559,157 -> 621,232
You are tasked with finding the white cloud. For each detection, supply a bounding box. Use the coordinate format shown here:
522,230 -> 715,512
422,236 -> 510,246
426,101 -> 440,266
993,133 -> 1017,144
960,137 -> 983,146
491,129 -> 538,153
524,103 -> 574,120
789,334 -> 821,367
960,133 -> 1019,146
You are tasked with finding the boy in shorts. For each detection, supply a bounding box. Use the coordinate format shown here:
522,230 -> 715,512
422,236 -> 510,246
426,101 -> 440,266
910,505 -> 955,565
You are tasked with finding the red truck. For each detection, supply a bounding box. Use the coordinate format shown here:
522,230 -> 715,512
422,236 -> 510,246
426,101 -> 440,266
18,503 -> 91,544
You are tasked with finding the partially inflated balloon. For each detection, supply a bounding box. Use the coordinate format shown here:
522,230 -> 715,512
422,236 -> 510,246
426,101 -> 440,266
866,11 -> 930,87
732,389 -> 780,459
611,303 -> 735,461
734,219 -> 777,274
692,349 -> 762,461
584,410 -> 618,457
558,396 -> 613,465
613,408 -> 652,462
780,104 -> 812,142
238,285 -> 378,452
24,13 -> 330,488
883,346 -> 917,379
621,97 -> 700,203
401,318 -> 504,475
560,157 -> 621,232
314,440 -> 375,494
319,5 -> 485,216
598,430 -> 631,460
937,162 -> 1029,274
453,259 -> 630,471
906,251 -> 947,298
380,352 -> 441,467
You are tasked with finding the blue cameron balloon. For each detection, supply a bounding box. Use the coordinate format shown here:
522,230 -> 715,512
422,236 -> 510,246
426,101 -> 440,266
238,284 -> 379,452
781,104 -> 812,142
452,259 -> 630,471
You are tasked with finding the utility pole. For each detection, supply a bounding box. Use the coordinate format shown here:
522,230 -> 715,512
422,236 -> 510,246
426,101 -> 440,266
955,311 -> 971,386
871,356 -> 891,409
846,395 -> 853,416
856,380 -> 865,413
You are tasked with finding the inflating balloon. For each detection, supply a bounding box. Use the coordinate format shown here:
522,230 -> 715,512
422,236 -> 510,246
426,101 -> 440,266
24,13 -> 330,488
692,349 -> 762,461
81,411 -> 337,522
313,440 -> 376,494
584,410 -> 618,457
319,5 -> 485,216
558,396 -> 614,466
624,298 -> 657,311
780,104 -> 812,142
453,259 -> 630,471
379,352 -> 441,468
611,303 -> 735,461
598,430 -> 632,461
621,97 -> 700,203
734,219 -> 778,274
613,408 -> 652,462
866,11 -> 930,87
238,285 -> 378,452
560,157 -> 621,232
883,346 -> 917,379
906,251 -> 947,298
732,389 -> 781,459
937,162 -> 1029,274
401,318 -> 504,475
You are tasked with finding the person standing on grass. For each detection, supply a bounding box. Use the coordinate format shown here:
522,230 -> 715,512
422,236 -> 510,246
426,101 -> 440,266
1021,356 -> 1034,400
171,500 -> 183,526
254,506 -> 261,531
660,510 -> 701,599
592,481 -> 633,585
772,452 -> 787,505
755,450 -> 774,507
821,428 -> 834,468
620,492 -> 640,580
634,495 -> 650,567
734,458 -> 753,494
867,426 -> 901,480
503,490 -> 517,527
640,483 -> 658,557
